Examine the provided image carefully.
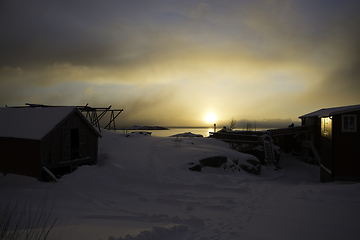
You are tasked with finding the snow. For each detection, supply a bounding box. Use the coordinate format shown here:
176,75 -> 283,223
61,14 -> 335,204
170,132 -> 203,138
1,129 -> 360,240
299,104 -> 360,118
0,107 -> 77,140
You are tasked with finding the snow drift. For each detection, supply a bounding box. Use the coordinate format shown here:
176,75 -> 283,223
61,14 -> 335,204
1,130 -> 359,240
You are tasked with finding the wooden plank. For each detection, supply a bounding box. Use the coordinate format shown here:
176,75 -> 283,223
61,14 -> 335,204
42,166 -> 57,182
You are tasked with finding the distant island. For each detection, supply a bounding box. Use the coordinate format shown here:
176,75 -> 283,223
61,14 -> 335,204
116,125 -> 169,130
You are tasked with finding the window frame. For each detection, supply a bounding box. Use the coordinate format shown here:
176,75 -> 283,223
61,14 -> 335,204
342,114 -> 357,132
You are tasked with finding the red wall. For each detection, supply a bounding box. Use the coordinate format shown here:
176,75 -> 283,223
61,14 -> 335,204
332,113 -> 360,177
0,137 -> 42,179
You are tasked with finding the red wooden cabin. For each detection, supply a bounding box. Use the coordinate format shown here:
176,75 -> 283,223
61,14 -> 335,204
0,106 -> 101,180
299,104 -> 360,182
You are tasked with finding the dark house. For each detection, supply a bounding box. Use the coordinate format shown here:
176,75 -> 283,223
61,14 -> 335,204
299,112 -> 322,149
0,106 -> 101,180
299,104 -> 360,182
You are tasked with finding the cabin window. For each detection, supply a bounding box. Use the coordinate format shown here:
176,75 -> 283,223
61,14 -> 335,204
342,115 -> 357,132
323,117 -> 330,135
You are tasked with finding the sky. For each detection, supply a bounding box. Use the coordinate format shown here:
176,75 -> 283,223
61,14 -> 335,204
1,0 -> 360,127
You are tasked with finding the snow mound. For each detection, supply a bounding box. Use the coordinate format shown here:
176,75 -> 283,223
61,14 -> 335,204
170,132 -> 203,137
3,129 -> 360,240
129,131 -> 152,136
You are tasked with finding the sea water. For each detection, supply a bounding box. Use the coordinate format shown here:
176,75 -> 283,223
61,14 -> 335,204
116,127 -> 269,137
116,127 -> 213,137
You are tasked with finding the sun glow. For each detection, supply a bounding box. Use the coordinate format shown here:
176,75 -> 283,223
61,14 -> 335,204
205,113 -> 216,123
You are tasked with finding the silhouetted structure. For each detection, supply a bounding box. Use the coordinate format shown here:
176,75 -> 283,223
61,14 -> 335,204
0,106 -> 101,180
267,125 -> 314,153
12,103 -> 124,132
209,131 -> 281,167
299,104 -> 360,182
77,103 -> 124,132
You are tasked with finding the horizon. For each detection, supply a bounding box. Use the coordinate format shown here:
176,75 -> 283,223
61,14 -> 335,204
1,0 -> 360,126
115,119 -> 301,129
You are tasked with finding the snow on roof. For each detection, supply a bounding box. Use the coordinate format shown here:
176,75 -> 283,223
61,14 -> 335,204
0,106 -> 77,140
299,104 -> 360,118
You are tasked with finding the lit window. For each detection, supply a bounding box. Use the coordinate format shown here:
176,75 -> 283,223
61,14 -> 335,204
342,115 -> 357,132
323,117 -> 330,135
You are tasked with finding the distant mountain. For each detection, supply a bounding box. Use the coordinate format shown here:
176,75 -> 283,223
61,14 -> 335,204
117,125 -> 169,130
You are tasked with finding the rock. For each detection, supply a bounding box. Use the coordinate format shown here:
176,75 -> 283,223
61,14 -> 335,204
199,156 -> 227,168
240,159 -> 261,175
189,156 -> 227,172
189,164 -> 202,172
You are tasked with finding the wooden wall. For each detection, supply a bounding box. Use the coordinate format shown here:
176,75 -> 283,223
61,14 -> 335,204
332,112 -> 360,180
41,112 -> 99,169
320,110 -> 360,181
0,137 -> 42,178
0,110 -> 99,180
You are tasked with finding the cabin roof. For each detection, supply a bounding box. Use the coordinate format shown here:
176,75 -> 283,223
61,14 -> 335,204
299,104 -> 360,118
0,106 -> 100,140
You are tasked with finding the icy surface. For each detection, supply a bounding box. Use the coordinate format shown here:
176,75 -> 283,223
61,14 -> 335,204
1,130 -> 359,240
0,107 -> 76,140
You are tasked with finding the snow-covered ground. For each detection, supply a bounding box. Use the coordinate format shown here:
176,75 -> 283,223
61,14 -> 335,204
1,130 -> 359,240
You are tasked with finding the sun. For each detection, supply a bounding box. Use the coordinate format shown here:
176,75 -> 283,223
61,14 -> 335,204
205,113 -> 216,123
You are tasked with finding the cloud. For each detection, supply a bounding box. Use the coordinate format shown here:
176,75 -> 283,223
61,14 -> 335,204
0,66 -> 24,86
190,3 -> 211,18
1,0 -> 360,125
0,1 -> 323,86
290,1 -> 360,108
84,86 -> 94,96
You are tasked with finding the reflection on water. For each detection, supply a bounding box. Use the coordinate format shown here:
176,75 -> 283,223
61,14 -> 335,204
116,127 -> 271,137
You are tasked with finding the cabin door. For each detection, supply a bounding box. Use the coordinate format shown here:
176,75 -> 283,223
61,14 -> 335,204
71,129 -> 80,160
78,130 -> 88,158
62,128 -> 80,161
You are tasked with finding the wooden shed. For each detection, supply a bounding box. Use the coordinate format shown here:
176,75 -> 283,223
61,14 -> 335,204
0,106 -> 101,180
299,104 -> 360,182
299,110 -> 323,152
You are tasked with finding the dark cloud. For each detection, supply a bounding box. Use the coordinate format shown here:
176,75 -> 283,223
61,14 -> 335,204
1,0 -> 360,125
298,1 -> 360,106
2,1 -> 157,66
